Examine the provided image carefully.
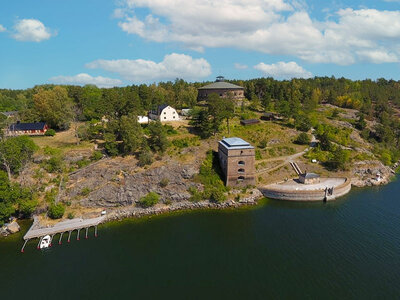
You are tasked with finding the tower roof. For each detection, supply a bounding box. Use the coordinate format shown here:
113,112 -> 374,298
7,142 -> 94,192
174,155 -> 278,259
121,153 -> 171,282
198,77 -> 243,90
219,137 -> 254,150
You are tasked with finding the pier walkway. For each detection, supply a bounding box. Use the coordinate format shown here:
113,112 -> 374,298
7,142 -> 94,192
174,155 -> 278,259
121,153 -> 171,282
21,216 -> 105,252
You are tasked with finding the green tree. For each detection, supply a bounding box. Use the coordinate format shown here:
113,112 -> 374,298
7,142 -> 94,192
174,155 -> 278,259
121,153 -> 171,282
295,132 -> 311,145
119,115 -> 144,154
0,136 -> 37,180
327,147 -> 350,170
207,93 -> 235,135
139,192 -> 160,208
33,86 -> 75,129
148,121 -> 170,153
189,108 -> 213,138
48,203 -> 65,219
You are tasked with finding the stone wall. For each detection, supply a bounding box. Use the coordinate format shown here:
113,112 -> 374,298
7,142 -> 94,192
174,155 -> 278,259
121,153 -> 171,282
259,178 -> 352,201
198,89 -> 245,101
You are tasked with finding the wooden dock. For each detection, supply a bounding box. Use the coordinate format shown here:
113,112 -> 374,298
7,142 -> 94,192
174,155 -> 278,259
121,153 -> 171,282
21,216 -> 105,252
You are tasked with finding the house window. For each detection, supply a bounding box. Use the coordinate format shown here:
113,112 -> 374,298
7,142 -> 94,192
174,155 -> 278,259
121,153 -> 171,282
238,168 -> 245,174
173,111 -> 176,114
164,112 -> 166,114
238,176 -> 245,182
164,117 -> 166,119
173,116 -> 175,119
220,94 -> 223,96
238,161 -> 245,166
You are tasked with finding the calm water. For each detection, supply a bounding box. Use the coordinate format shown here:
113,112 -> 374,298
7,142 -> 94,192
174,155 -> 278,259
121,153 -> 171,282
1,179 -> 400,299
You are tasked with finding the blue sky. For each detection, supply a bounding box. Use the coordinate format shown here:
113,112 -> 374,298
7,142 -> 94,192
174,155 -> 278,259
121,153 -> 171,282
1,0 -> 400,89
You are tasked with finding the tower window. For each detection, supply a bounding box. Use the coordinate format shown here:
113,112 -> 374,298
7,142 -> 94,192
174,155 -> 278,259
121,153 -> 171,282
238,176 -> 245,182
238,161 -> 245,166
238,168 -> 245,174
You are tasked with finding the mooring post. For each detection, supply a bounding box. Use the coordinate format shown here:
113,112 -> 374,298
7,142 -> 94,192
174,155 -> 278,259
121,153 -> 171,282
50,234 -> 55,247
59,232 -> 64,245
21,239 -> 29,253
95,225 -> 98,237
77,229 -> 80,241
67,231 -> 72,243
37,236 -> 43,249
85,227 -> 88,239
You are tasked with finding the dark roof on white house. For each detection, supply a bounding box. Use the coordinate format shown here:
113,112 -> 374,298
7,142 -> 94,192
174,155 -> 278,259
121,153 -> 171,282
9,122 -> 47,131
150,104 -> 171,115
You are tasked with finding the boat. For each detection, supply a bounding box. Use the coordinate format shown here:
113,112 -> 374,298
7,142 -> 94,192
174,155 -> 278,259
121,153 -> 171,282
40,235 -> 52,249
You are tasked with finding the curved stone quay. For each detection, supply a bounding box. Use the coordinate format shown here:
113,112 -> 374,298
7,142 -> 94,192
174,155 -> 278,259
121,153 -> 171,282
259,177 -> 351,201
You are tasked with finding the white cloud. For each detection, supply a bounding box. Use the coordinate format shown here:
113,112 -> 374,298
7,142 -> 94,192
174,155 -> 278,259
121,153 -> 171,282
234,63 -> 248,70
12,19 -> 54,42
86,53 -> 211,82
0,24 -> 6,32
254,61 -> 312,79
49,73 -> 123,88
115,1 -> 400,65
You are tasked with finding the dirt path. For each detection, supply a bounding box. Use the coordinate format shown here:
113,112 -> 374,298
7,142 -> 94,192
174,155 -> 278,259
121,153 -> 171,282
256,149 -> 308,174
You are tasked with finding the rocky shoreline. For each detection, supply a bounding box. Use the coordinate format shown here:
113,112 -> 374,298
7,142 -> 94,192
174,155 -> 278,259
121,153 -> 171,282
351,160 -> 397,187
105,189 -> 263,222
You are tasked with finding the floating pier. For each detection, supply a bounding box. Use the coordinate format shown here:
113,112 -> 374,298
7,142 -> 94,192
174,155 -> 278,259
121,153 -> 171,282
21,216 -> 105,252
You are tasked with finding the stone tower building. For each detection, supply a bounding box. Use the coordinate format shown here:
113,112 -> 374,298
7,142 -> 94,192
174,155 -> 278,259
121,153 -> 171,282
197,76 -> 245,101
218,137 -> 256,187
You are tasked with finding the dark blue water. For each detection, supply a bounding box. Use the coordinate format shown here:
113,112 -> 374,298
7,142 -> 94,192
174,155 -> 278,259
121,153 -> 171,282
1,179 -> 400,299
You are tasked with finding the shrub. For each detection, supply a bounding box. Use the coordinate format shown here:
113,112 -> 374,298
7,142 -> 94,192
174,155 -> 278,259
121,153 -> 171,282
76,159 -> 91,168
90,151 -> 103,161
44,129 -> 56,136
160,178 -> 169,188
138,149 -> 153,166
139,192 -> 160,208
67,212 -> 75,219
188,186 -> 203,202
48,203 -> 65,219
164,124 -> 178,135
258,139 -> 268,149
42,156 -> 64,173
209,188 -> 226,203
80,187 -> 91,196
18,199 -> 38,217
295,132 -> 311,145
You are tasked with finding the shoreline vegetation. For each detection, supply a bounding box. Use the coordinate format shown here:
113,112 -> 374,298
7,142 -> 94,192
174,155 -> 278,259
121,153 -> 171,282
1,76 -> 400,235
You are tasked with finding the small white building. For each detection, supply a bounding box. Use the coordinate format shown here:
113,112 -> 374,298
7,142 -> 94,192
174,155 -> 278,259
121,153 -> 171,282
137,116 -> 149,124
149,104 -> 180,122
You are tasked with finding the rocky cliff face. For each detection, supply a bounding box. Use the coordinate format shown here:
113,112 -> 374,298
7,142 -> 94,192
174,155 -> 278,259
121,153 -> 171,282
351,160 -> 394,187
63,157 -> 200,208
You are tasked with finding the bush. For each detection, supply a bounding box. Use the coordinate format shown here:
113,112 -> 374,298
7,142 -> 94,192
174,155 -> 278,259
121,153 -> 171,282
18,199 -> 38,217
295,132 -> 311,145
139,192 -> 160,208
48,203 -> 65,219
160,178 -> 169,188
76,159 -> 91,168
90,151 -> 103,161
80,187 -> 91,196
209,188 -> 226,203
258,139 -> 268,149
44,129 -> 56,136
67,212 -> 75,219
188,186 -> 203,202
42,156 -> 64,173
138,149 -> 153,166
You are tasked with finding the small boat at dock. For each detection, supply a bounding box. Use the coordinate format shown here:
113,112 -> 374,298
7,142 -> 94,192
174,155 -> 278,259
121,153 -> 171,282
40,235 -> 52,249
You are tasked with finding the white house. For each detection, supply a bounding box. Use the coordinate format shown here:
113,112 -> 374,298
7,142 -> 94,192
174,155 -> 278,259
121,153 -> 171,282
137,116 -> 149,124
149,104 -> 180,122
